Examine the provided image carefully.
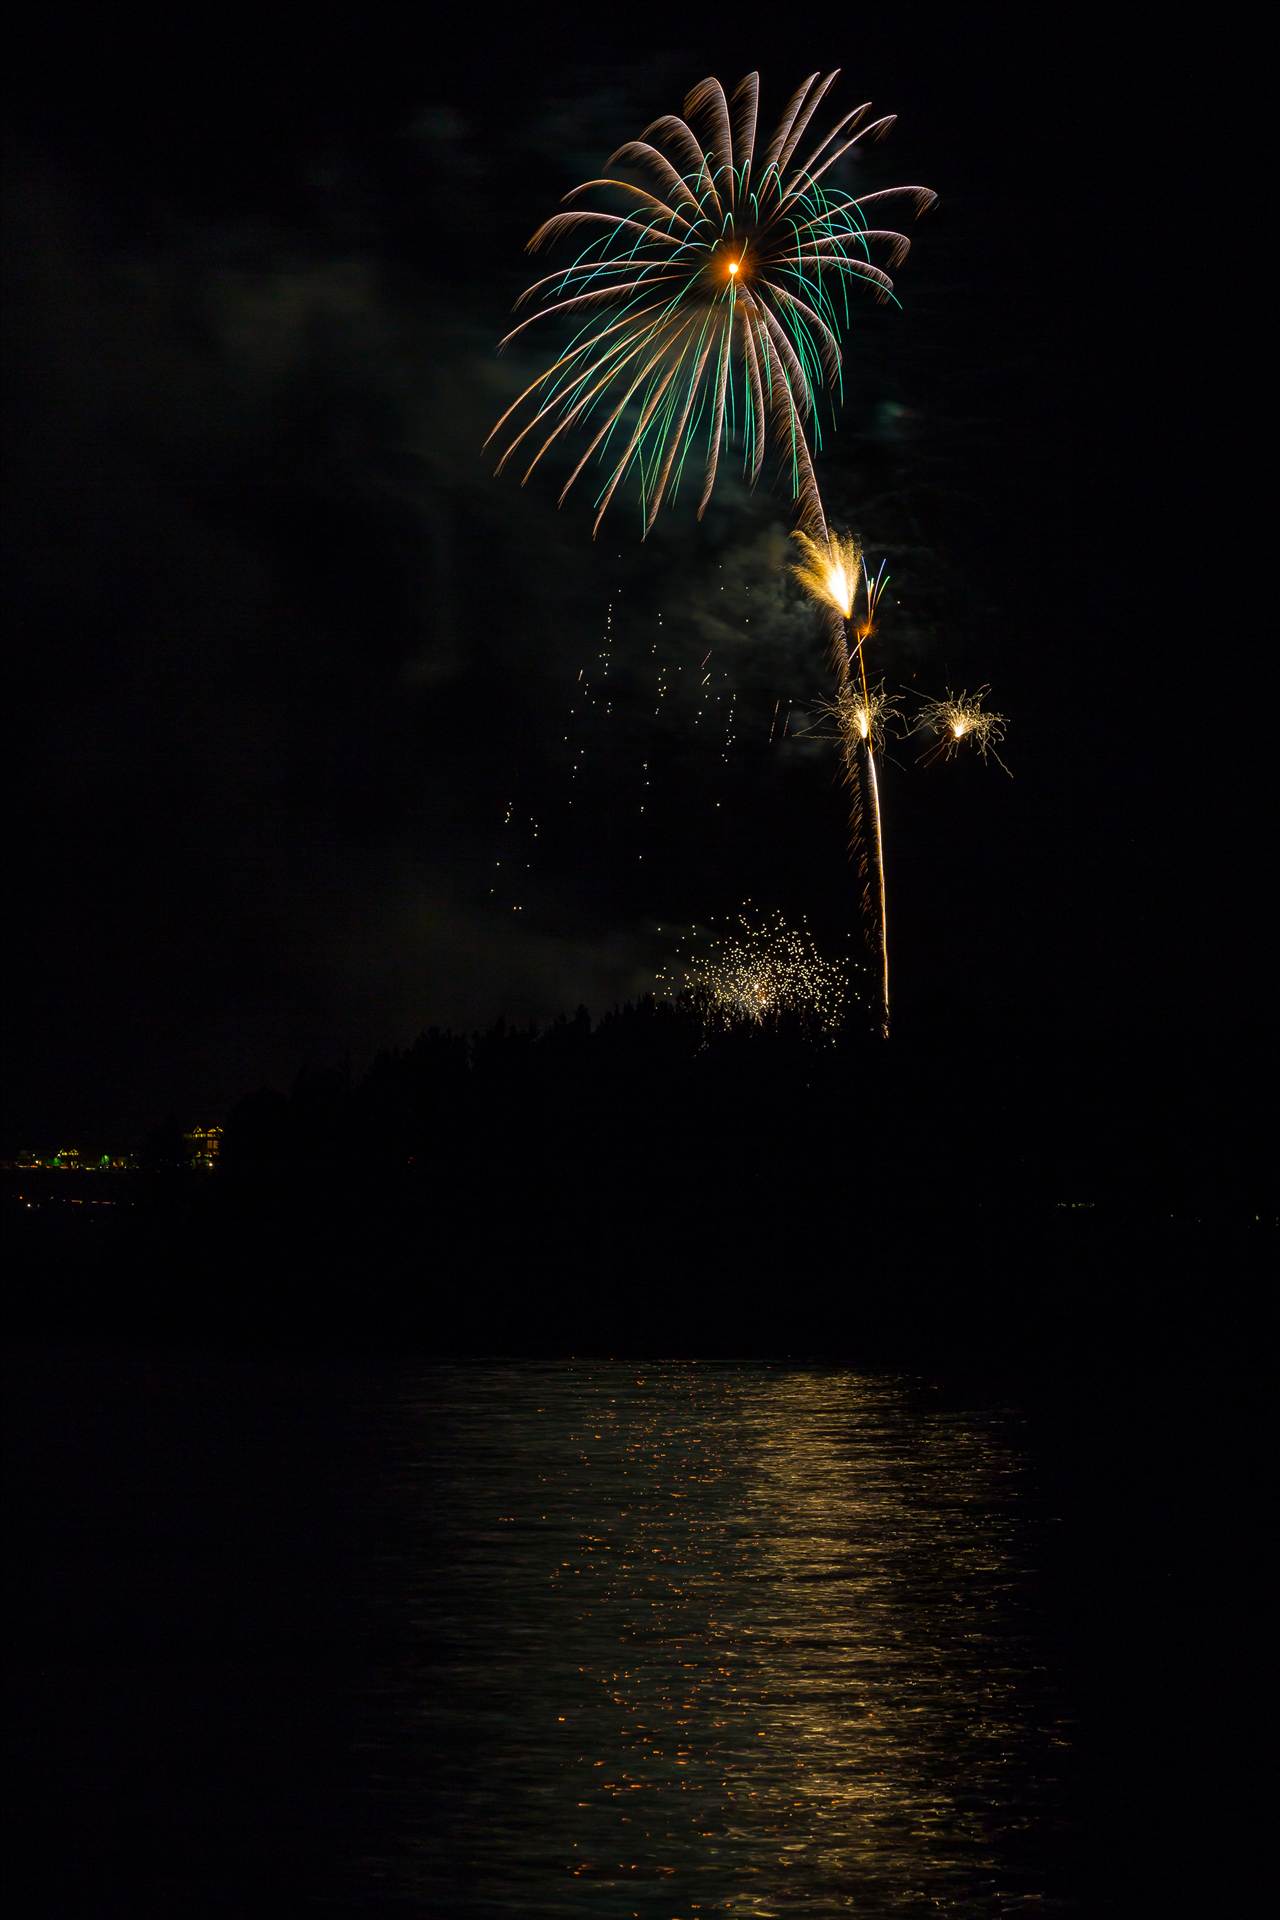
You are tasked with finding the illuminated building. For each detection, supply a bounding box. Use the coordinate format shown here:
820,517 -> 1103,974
184,1125 -> 222,1171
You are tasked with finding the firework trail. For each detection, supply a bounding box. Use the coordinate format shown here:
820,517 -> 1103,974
792,532 -> 894,1034
915,686 -> 1012,774
487,72 -> 933,539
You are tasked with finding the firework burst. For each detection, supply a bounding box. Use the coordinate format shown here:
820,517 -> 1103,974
659,906 -> 852,1039
916,686 -> 1011,773
488,73 -> 934,537
808,680 -> 901,753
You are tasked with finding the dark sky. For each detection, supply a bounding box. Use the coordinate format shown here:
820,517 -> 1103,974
2,12 -> 1247,1141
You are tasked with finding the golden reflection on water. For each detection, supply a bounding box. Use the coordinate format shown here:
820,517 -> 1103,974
366,1365 -> 1071,1915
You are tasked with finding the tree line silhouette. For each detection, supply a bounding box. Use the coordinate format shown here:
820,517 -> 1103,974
8,994 -> 1265,1353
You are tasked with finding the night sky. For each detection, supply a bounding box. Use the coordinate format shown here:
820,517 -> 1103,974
2,13 -> 1251,1144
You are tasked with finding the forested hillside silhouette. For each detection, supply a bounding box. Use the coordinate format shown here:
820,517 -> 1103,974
8,994 -> 1266,1355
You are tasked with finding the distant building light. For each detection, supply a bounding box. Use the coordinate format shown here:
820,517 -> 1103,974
184,1125 -> 223,1171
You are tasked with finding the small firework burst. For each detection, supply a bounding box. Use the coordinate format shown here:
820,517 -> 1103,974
916,685 -> 1011,773
659,906 -> 852,1039
805,680 -> 901,752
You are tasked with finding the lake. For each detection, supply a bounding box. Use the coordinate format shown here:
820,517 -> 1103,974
357,1362 -> 1075,1914
7,1353 -> 1080,1915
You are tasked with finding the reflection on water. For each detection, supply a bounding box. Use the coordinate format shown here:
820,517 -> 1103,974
359,1364 -> 1072,1915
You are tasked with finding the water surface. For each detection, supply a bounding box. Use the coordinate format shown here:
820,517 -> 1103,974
357,1362 -> 1072,1915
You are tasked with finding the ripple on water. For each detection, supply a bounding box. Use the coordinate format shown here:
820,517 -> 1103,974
355,1363 -> 1074,1917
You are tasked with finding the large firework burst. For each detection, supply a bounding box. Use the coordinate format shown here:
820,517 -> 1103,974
487,72 -> 934,537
